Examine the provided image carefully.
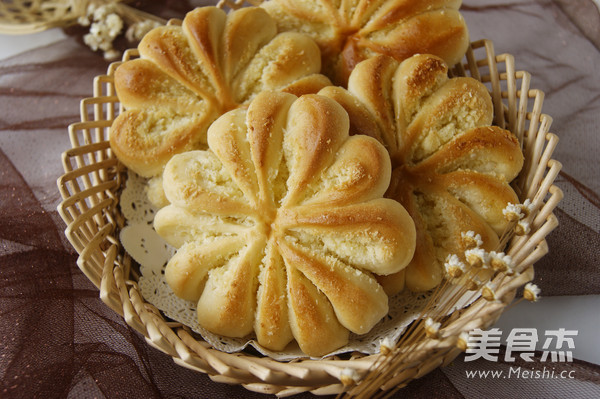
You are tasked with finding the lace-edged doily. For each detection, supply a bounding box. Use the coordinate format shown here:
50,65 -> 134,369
120,170 -> 472,360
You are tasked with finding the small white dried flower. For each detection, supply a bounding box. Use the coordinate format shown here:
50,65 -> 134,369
465,247 -> 488,268
456,331 -> 470,351
340,368 -> 360,386
515,219 -> 531,236
78,15 -> 91,26
444,254 -> 466,278
126,19 -> 161,42
520,199 -> 534,217
83,32 -> 102,51
100,40 -> 115,52
489,251 -> 514,273
85,3 -> 97,17
503,202 -> 523,222
461,230 -> 483,249
103,49 -> 121,61
425,318 -> 441,339
88,21 -> 102,36
105,13 -> 124,37
92,4 -> 116,21
78,3 -> 125,60
379,336 -> 395,355
481,282 -> 498,301
523,283 -> 541,302
464,276 -> 482,291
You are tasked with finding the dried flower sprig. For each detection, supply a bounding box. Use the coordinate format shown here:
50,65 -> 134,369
503,202 -> 524,222
444,254 -> 467,278
515,219 -> 531,235
125,19 -> 162,43
495,198 -> 537,250
340,368 -> 361,386
424,318 -> 441,339
481,282 -> 498,301
77,1 -> 165,60
456,331 -> 470,351
80,3 -> 123,60
461,230 -> 483,249
345,242 -> 539,398
379,336 -> 395,355
465,247 -> 488,268
444,231 -> 498,293
520,199 -> 534,217
523,283 -> 541,302
464,275 -> 483,291
489,251 -> 514,274
502,199 -> 534,222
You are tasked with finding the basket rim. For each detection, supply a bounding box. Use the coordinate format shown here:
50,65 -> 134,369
0,0 -> 140,35
56,37 -> 563,396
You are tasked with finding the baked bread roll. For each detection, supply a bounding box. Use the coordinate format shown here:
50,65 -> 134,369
153,91 -> 416,356
110,6 -> 331,177
261,0 -> 469,86
319,54 -> 524,293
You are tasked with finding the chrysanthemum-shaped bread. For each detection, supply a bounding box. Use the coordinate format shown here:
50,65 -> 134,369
261,0 -> 469,85
319,54 -> 524,293
153,91 -> 416,357
110,6 -> 331,177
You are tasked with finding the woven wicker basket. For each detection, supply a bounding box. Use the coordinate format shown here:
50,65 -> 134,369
0,0 -> 92,34
56,22 -> 562,397
0,1 -> 261,34
0,0 -> 170,34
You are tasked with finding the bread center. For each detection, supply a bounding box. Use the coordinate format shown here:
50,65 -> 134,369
256,207 -> 279,239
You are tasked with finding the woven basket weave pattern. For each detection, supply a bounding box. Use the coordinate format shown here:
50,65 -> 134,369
0,0 -> 93,34
0,0 -> 267,34
57,37 -> 562,396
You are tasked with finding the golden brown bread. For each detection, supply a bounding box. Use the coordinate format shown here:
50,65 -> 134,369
153,91 -> 416,356
110,6 -> 331,177
319,54 -> 524,293
261,0 -> 469,85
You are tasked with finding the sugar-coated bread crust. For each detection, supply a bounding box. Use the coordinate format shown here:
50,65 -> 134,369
319,54 -> 524,294
261,0 -> 469,85
110,6 -> 330,177
154,92 -> 416,356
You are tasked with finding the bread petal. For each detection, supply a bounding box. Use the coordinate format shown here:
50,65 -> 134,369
299,135 -> 392,207
278,239 -> 388,335
285,264 -> 349,357
282,94 -> 349,206
279,198 -> 415,275
110,108 -> 213,177
415,126 -> 524,181
254,240 -> 294,351
161,150 -> 254,216
439,170 -> 521,235
165,236 -> 247,301
154,205 -> 251,249
196,238 -> 264,337
386,183 -> 499,292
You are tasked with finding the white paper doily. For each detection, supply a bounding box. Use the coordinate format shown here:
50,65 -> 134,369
120,170 -> 472,360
